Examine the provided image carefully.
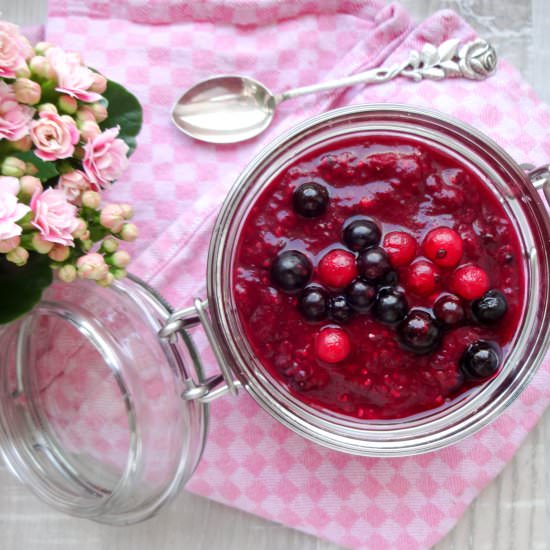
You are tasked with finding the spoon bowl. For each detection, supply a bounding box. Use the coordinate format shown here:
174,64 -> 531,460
171,75 -> 276,144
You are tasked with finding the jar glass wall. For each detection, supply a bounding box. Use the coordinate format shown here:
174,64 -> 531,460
207,104 -> 550,456
0,277 -> 208,524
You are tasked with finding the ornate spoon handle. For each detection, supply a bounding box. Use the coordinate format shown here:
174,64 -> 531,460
274,39 -> 497,104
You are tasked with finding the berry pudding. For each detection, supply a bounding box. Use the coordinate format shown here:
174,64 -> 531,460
233,134 -> 524,420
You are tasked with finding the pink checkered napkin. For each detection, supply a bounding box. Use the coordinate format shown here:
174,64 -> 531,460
45,1 -> 550,549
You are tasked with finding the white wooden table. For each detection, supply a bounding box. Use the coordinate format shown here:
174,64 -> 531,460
1,1 -> 549,549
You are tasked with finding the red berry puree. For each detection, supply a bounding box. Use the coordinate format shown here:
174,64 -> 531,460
233,135 -> 524,419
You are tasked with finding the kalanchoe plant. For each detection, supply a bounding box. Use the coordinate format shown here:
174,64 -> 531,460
0,20 -> 143,323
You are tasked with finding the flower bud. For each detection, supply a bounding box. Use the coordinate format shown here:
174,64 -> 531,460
58,264 -> 77,283
79,120 -> 101,141
101,236 -> 118,253
72,218 -> 88,239
25,163 -> 38,176
11,135 -> 32,152
120,223 -> 138,242
58,94 -> 78,114
15,63 -> 31,79
32,233 -> 54,254
90,102 -> 108,123
112,267 -> 127,280
38,102 -> 58,114
100,204 -> 126,232
96,272 -> 115,287
6,246 -> 29,266
76,107 -> 95,123
2,157 -> 26,177
48,245 -> 70,262
77,252 -> 109,281
81,191 -> 101,209
0,236 -> 20,253
30,55 -> 55,79
111,250 -> 131,268
35,41 -> 53,55
90,72 -> 107,94
119,204 -> 133,219
13,78 -> 41,105
19,175 -> 42,196
73,146 -> 85,160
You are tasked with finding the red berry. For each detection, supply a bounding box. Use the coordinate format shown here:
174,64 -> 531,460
450,265 -> 490,300
406,260 -> 441,296
315,327 -> 351,363
422,227 -> 463,268
318,249 -> 357,288
383,231 -> 417,267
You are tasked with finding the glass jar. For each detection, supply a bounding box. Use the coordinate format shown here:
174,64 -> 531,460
1,104 -> 550,524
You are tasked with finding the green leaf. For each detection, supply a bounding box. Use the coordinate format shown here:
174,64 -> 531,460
11,150 -> 59,183
100,80 -> 142,155
0,253 -> 53,324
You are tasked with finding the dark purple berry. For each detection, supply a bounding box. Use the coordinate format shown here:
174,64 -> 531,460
270,250 -> 312,292
472,289 -> 508,324
380,270 -> 399,286
346,279 -> 376,313
373,287 -> 408,324
460,340 -> 501,379
343,218 -> 381,251
298,285 -> 328,322
358,247 -> 392,282
293,182 -> 329,218
329,295 -> 354,324
397,310 -> 441,354
433,294 -> 465,326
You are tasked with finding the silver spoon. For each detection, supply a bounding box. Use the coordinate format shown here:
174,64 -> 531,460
172,38 -> 497,144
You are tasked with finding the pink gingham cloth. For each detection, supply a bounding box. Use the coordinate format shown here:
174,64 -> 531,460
44,1 -> 550,549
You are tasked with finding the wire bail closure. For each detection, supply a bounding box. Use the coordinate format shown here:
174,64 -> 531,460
158,299 -> 241,402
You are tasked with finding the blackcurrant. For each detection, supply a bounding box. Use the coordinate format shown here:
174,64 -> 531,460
397,309 -> 441,354
343,218 -> 381,251
358,247 -> 392,282
270,250 -> 312,292
373,287 -> 408,324
472,289 -> 508,325
298,286 -> 328,322
460,340 -> 501,379
292,182 -> 329,218
329,295 -> 354,324
433,294 -> 465,326
346,279 -> 376,313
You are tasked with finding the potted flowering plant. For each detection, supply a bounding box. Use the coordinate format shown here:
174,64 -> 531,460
0,20 -> 142,324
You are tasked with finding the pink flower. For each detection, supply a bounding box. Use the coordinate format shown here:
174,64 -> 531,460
83,127 -> 129,187
0,21 -> 33,79
0,81 -> 35,141
0,182 -> 30,240
0,176 -> 20,195
76,252 -> 109,280
57,170 -> 96,204
30,111 -> 79,161
30,188 -> 79,246
46,47 -> 102,103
